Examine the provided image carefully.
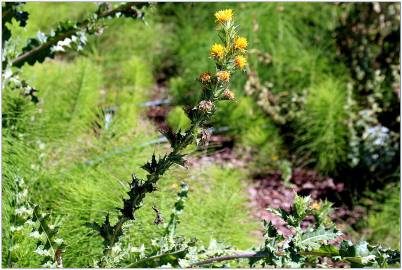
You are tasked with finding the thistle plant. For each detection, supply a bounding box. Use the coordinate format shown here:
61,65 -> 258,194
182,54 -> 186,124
189,194 -> 400,268
7,177 -> 64,268
89,8 -> 248,257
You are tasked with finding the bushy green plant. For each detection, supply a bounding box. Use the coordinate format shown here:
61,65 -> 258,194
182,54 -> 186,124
296,78 -> 348,173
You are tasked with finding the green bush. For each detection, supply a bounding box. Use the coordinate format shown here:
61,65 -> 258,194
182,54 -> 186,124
296,78 -> 349,173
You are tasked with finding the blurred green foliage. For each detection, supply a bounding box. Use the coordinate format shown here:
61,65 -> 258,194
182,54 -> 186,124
352,182 -> 400,250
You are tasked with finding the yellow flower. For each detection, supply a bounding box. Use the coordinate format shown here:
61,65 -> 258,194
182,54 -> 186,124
199,72 -> 211,83
217,71 -> 230,81
223,89 -> 235,100
234,37 -> 248,50
215,9 -> 233,24
310,202 -> 321,211
234,55 -> 247,69
210,43 -> 225,59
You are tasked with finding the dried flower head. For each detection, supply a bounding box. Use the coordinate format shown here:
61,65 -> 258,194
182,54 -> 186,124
199,72 -> 212,83
198,100 -> 213,113
223,89 -> 235,100
210,43 -> 225,59
217,70 -> 230,81
234,37 -> 248,50
234,55 -> 247,69
215,9 -> 233,24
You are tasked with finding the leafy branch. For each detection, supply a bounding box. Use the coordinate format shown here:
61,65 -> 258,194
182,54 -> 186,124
2,2 -> 29,45
9,2 -> 148,68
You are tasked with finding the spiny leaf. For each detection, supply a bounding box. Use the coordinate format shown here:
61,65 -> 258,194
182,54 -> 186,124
298,226 -> 341,251
2,2 -> 29,44
119,174 -> 155,220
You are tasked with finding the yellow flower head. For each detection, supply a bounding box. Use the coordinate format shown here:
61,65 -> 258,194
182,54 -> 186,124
217,70 -> 230,82
210,43 -> 225,59
199,72 -> 212,83
310,202 -> 321,211
234,37 -> 248,50
223,89 -> 235,100
234,55 -> 247,69
215,9 -> 233,24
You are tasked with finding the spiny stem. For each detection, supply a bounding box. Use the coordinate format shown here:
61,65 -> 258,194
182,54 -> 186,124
11,3 -> 145,67
94,10 -> 246,259
190,250 -> 339,267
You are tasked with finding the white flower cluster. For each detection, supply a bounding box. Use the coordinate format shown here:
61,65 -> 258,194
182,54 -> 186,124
51,31 -> 88,53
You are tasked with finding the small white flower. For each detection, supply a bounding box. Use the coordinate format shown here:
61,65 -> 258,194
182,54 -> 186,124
37,31 -> 47,43
15,206 -> 32,216
361,255 -> 376,264
54,238 -> 64,245
111,243 -> 122,254
25,220 -> 36,226
34,245 -> 51,256
10,225 -> 23,232
30,230 -> 42,239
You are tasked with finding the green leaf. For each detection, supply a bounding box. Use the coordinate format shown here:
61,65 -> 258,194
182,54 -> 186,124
312,244 -> 339,257
298,226 -> 341,251
2,2 -> 29,44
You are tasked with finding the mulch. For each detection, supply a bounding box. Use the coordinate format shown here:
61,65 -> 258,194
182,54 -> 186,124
248,168 -> 366,235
